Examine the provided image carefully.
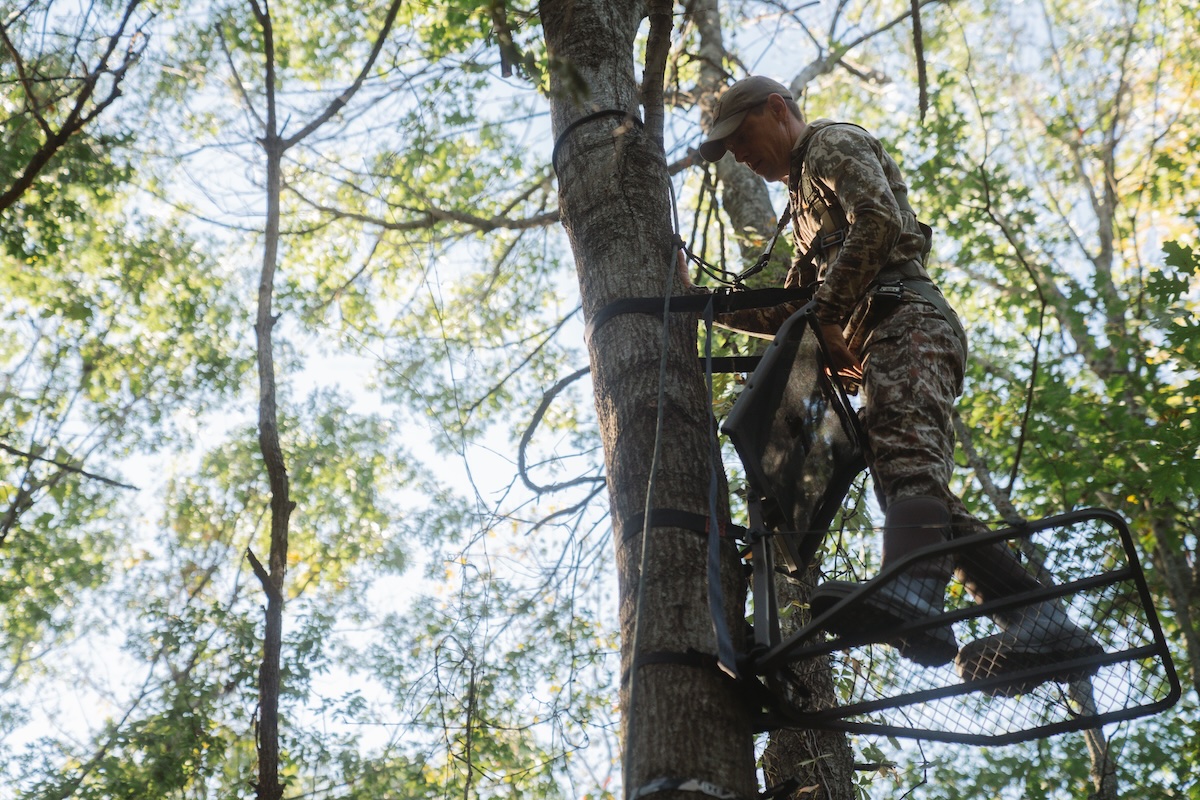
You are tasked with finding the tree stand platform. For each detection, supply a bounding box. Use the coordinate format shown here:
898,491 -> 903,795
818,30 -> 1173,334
743,508 -> 1181,745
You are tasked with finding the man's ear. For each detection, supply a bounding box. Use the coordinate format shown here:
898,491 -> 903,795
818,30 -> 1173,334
767,93 -> 789,121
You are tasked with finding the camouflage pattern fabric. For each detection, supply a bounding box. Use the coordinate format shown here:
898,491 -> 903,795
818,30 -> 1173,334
786,120 -> 930,344
860,298 -> 985,539
714,122 -> 931,345
720,120 -> 987,537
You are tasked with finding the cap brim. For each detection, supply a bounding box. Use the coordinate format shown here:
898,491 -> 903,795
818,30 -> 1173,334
698,110 -> 749,162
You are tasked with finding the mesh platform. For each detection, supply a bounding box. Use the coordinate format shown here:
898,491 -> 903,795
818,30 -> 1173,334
749,509 -> 1181,745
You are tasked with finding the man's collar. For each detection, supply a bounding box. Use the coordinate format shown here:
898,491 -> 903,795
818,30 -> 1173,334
791,118 -> 835,150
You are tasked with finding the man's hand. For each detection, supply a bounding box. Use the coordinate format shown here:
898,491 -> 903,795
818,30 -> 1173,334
819,322 -> 863,383
676,247 -> 693,289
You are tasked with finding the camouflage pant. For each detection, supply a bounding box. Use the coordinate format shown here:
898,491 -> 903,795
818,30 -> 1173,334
859,296 -> 988,539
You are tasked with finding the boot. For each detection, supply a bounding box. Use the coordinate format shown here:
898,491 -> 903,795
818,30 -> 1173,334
809,496 -> 957,667
954,543 -> 1104,697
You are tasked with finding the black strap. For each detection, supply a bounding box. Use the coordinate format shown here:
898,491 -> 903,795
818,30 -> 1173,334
551,110 -> 643,176
585,287 -> 813,343
702,303 -> 740,680
792,124 -> 966,353
758,780 -> 802,800
706,355 -> 763,374
635,649 -> 720,673
901,277 -> 969,358
622,508 -> 710,543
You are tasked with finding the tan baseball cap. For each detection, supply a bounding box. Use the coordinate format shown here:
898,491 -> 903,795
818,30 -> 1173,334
699,76 -> 793,162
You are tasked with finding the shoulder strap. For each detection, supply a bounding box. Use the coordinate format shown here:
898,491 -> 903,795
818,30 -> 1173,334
793,121 -> 868,228
795,122 -> 934,258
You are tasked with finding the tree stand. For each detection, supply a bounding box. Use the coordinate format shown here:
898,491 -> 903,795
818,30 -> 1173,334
722,304 -> 1181,745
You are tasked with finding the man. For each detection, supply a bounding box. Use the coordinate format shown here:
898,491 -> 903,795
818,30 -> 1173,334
699,76 -> 1099,690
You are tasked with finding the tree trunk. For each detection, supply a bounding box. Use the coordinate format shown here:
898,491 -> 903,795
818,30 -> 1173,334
249,6 -> 290,799
540,2 -> 756,798
249,130 -> 290,800
760,572 -> 855,800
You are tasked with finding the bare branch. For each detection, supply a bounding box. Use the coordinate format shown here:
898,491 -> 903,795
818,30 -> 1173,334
789,0 -> 944,94
0,439 -> 138,490
0,0 -> 149,211
642,0 -> 673,147
216,18 -> 266,133
295,193 -> 560,233
518,365 -> 607,495
910,0 -> 928,119
283,0 -> 404,148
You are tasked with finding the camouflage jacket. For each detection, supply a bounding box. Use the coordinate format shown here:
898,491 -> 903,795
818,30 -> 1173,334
718,121 -> 934,349
789,120 -> 930,338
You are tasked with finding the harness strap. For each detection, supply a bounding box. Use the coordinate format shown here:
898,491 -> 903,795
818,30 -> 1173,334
792,124 -> 964,346
636,649 -> 719,670
631,777 -> 745,800
873,262 -> 968,358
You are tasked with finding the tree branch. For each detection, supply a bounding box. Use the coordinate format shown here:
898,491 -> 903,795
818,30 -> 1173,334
642,0 -> 673,147
0,440 -> 138,490
283,0 -> 404,148
296,194 -> 560,233
0,0 -> 148,211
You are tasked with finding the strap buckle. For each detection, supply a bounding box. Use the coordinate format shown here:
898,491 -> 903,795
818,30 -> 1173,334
818,229 -> 845,251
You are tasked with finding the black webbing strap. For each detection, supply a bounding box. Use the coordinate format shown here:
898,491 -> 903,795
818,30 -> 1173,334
584,287 -> 812,344
621,508 -> 747,544
758,780 -> 802,800
622,648 -> 722,687
707,356 -> 764,373
551,109 -> 643,177
636,649 -> 719,670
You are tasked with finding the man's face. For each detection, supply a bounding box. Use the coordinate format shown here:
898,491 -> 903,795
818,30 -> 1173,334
722,98 -> 794,182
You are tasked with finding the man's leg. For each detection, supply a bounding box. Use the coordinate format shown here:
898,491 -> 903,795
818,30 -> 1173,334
809,300 -> 962,665
833,299 -> 1099,687
953,541 -> 1103,696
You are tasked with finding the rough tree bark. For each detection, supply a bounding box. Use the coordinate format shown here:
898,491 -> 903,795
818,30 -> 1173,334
540,1 -> 756,798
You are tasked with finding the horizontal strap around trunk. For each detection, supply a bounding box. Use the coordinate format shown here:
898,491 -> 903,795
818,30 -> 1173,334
585,288 -> 813,343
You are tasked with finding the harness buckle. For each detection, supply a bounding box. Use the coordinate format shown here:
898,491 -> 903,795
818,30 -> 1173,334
874,281 -> 905,300
819,230 -> 846,250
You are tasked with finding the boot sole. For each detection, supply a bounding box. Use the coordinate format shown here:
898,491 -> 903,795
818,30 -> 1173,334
811,584 -> 957,667
956,632 -> 1105,697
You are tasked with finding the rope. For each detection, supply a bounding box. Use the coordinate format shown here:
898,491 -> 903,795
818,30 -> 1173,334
622,175 -> 686,800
